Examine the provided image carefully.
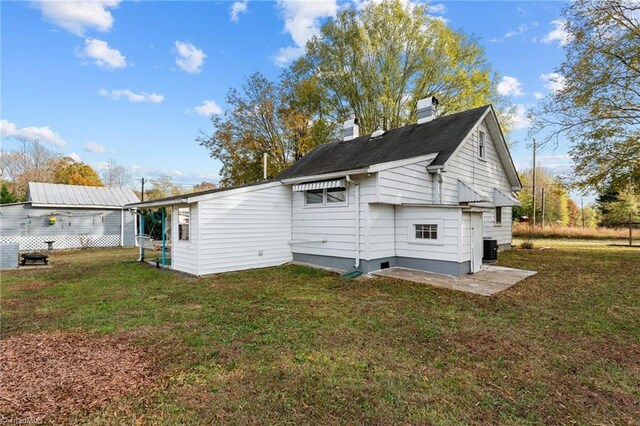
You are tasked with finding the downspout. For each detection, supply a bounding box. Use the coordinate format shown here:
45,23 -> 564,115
346,175 -> 360,269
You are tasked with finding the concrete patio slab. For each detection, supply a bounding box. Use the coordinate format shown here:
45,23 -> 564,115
371,265 -> 537,296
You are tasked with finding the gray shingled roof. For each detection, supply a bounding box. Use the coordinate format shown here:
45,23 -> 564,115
278,105 -> 490,180
28,182 -> 139,208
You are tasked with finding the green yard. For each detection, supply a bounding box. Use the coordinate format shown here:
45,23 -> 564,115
2,241 -> 639,425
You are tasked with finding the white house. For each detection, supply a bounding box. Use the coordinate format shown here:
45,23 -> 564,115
129,99 -> 521,276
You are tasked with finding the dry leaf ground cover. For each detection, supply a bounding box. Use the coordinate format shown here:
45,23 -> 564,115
1,241 -> 639,425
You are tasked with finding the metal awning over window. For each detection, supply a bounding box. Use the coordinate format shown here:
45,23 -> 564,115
292,179 -> 346,192
458,180 -> 492,204
494,188 -> 521,207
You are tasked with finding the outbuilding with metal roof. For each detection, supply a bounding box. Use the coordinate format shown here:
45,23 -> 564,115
0,183 -> 139,251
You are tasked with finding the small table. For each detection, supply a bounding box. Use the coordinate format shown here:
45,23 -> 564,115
44,241 -> 55,251
21,253 -> 49,265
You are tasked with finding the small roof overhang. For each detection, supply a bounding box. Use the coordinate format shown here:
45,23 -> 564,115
494,188 -> 521,207
458,180 -> 492,204
292,179 -> 346,192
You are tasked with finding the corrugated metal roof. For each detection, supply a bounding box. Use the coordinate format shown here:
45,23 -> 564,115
457,180 -> 492,204
28,182 -> 139,208
494,188 -> 521,207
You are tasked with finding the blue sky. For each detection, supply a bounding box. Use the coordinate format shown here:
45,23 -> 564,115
1,0 -> 577,196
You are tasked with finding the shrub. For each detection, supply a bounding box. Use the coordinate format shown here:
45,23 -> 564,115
520,240 -> 534,249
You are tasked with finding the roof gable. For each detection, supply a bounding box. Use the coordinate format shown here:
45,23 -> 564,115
278,105 -> 491,180
28,182 -> 139,207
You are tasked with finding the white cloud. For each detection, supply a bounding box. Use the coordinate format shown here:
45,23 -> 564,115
35,0 -> 120,36
507,104 -> 531,130
540,72 -> 567,93
98,89 -> 164,103
68,152 -> 81,162
505,24 -> 527,38
542,19 -> 571,47
497,76 -> 525,97
0,119 -> 67,147
273,46 -> 306,67
490,24 -> 527,42
428,3 -> 446,14
273,0 -> 338,67
83,142 -> 108,153
77,38 -> 127,70
174,41 -> 206,73
533,91 -> 545,100
230,0 -> 249,22
193,100 -> 223,116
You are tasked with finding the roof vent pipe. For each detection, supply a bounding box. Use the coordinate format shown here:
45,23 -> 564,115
417,96 -> 439,124
343,118 -> 359,141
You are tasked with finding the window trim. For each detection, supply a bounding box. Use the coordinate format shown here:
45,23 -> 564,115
177,206 -> 191,241
495,206 -> 503,226
408,219 -> 444,245
478,129 -> 486,161
304,187 -> 348,207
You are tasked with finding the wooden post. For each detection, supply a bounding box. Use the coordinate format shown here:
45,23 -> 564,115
630,212 -> 633,246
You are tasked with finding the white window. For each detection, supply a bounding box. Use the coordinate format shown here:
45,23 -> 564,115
178,207 -> 190,241
305,187 -> 347,205
415,224 -> 438,240
478,130 -> 486,160
408,219 -> 444,245
495,206 -> 503,225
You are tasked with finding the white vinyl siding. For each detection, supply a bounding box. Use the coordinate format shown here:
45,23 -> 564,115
197,183 -> 292,275
377,160 -> 432,204
443,119 -> 514,246
366,203 -> 395,260
395,207 -> 462,262
171,203 -> 199,275
292,174 -> 374,261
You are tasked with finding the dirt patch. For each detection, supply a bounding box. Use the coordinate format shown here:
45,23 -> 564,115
0,332 -> 156,424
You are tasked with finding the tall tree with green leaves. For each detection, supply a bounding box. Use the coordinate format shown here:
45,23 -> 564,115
198,72 -> 334,186
299,0 -> 502,134
516,168 -> 571,226
531,0 -> 640,193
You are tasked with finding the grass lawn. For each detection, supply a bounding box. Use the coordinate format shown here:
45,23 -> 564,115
2,241 -> 639,425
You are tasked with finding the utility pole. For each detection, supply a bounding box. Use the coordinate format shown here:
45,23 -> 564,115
581,198 -> 585,228
532,139 -> 537,227
141,177 -> 145,202
541,187 -> 545,228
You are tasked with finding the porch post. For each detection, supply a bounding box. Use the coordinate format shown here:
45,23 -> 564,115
161,207 -> 166,266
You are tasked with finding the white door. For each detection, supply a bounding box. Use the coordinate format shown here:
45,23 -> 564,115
470,213 -> 483,273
